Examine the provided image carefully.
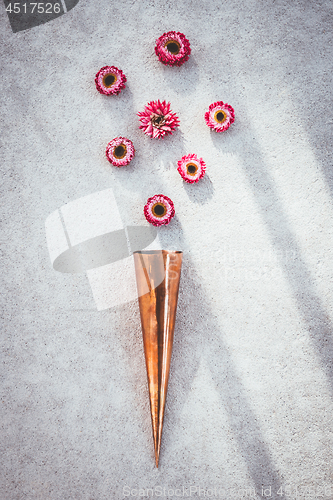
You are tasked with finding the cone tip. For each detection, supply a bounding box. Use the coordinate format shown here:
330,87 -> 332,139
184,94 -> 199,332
155,450 -> 160,468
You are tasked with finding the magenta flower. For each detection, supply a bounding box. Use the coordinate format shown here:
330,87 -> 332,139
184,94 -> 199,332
106,137 -> 135,167
144,194 -> 175,227
205,101 -> 235,132
177,154 -> 206,183
95,66 -> 127,95
137,100 -> 180,139
155,31 -> 191,67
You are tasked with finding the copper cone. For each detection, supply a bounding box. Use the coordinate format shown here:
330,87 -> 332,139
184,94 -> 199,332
133,250 -> 183,467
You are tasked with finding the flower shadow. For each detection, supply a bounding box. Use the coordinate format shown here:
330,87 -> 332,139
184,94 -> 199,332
100,85 -> 139,142
161,56 -> 200,96
183,173 -> 214,204
213,120 -> 333,396
209,114 -> 244,153
152,128 -> 187,170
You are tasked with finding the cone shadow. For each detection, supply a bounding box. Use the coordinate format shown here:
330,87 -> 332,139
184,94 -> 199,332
167,253 -> 283,493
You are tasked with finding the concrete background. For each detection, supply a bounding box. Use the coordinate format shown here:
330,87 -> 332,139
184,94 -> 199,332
1,0 -> 333,498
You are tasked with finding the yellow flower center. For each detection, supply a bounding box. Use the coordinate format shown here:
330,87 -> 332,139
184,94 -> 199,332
113,144 -> 127,159
214,110 -> 227,123
186,163 -> 198,176
103,73 -> 117,87
152,203 -> 167,217
165,40 -> 181,55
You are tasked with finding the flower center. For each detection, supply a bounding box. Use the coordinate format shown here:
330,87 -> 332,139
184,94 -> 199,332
186,163 -> 198,176
214,110 -> 226,123
151,114 -> 166,128
152,203 -> 167,217
165,40 -> 181,54
103,73 -> 117,87
113,144 -> 127,159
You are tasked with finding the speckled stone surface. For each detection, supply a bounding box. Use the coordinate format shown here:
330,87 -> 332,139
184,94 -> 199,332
1,0 -> 333,498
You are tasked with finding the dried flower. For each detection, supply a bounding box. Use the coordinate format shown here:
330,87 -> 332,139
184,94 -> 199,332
205,101 -> 235,132
137,100 -> 180,139
95,66 -> 126,95
106,137 -> 135,166
144,194 -> 175,226
155,31 -> 191,67
177,154 -> 206,183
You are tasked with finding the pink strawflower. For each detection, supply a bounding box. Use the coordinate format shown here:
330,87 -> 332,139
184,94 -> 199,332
137,100 -> 180,139
95,66 -> 127,95
144,194 -> 175,227
177,154 -> 206,183
205,101 -> 235,132
155,31 -> 191,67
106,137 -> 135,167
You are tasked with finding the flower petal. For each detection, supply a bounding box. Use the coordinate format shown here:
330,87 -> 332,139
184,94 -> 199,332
95,66 -> 126,96
205,101 -> 235,132
137,100 -> 180,139
155,31 -> 191,67
177,153 -> 206,183
144,194 -> 175,226
105,137 -> 135,167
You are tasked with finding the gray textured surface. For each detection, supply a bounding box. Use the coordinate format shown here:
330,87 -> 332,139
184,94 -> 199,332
1,0 -> 333,498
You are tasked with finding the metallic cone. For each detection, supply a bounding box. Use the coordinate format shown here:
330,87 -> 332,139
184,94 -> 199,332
133,250 -> 183,467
